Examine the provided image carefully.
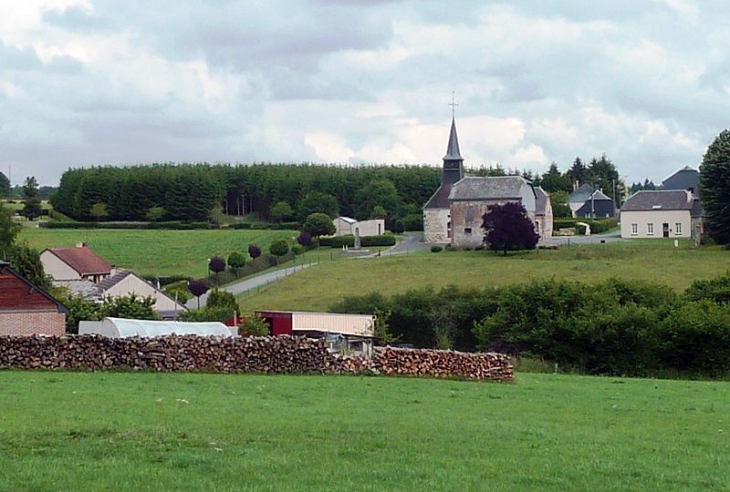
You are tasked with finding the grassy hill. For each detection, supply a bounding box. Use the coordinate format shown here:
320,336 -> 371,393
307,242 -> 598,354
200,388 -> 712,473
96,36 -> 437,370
238,240 -> 730,312
1,371 -> 726,491
19,227 -> 300,278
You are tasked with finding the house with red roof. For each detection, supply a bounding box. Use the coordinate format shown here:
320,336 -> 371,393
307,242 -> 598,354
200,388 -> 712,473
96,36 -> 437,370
40,243 -> 113,283
0,260 -> 68,336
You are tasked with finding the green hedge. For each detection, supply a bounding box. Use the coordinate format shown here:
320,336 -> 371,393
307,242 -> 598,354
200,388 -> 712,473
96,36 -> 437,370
319,234 -> 397,248
229,221 -> 299,230
552,218 -> 617,235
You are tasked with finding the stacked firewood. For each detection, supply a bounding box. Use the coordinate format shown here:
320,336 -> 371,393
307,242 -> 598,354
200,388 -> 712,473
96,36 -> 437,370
0,335 -> 339,374
0,335 -> 514,381
370,347 -> 513,381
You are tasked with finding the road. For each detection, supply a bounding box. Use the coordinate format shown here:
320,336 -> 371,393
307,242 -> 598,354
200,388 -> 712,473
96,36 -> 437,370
185,263 -> 313,309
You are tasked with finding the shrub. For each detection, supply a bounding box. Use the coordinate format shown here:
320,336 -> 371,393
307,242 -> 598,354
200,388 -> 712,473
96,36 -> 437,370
227,251 -> 247,276
269,239 -> 290,256
248,244 -> 262,259
292,244 -> 304,255
238,314 -> 271,337
431,245 -> 443,253
297,231 -> 312,247
401,213 -> 424,231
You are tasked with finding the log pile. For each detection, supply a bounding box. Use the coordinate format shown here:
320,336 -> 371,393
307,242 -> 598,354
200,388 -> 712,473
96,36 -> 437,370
0,335 -> 514,381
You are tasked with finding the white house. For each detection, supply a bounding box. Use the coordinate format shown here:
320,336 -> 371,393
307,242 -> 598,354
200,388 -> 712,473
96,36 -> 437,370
620,190 -> 697,239
40,244 -> 113,283
333,216 -> 385,237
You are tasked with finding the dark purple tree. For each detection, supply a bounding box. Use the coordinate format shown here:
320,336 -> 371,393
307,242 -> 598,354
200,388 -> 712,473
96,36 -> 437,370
248,244 -> 262,259
188,279 -> 209,309
208,256 -> 226,284
481,202 -> 540,256
297,231 -> 312,247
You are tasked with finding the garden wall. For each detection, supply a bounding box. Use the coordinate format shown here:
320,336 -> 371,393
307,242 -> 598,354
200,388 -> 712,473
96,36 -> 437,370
0,335 -> 514,382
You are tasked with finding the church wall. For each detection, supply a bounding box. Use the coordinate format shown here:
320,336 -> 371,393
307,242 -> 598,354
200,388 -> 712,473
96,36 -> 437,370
450,199 -> 504,248
423,208 -> 450,243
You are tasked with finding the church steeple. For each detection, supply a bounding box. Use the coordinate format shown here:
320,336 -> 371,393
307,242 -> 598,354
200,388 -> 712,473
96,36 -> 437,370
441,116 -> 464,185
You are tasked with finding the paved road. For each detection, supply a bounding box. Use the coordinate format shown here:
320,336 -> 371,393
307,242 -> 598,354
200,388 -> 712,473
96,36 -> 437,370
185,263 -> 313,309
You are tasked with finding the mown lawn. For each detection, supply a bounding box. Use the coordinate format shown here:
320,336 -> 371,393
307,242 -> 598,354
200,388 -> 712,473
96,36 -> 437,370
18,228 -> 301,278
239,241 -> 730,312
0,371 -> 727,491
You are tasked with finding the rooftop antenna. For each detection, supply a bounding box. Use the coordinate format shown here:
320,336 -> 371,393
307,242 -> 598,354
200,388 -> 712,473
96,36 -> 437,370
449,91 -> 458,118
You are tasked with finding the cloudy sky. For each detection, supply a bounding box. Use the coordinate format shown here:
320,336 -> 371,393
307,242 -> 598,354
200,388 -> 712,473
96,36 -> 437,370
2,0 -> 729,186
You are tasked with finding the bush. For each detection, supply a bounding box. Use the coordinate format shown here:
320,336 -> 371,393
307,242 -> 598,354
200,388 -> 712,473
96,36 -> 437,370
431,245 -> 443,253
401,213 -> 424,231
248,244 -> 262,259
269,239 -> 290,256
292,244 -> 304,255
238,314 -> 271,337
319,235 -> 396,248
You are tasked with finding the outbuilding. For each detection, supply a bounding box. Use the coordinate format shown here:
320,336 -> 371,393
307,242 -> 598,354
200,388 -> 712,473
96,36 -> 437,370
79,317 -> 235,338
255,310 -> 375,355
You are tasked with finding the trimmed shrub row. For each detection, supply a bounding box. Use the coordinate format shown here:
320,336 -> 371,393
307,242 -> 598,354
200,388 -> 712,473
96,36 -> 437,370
553,218 -> 617,234
43,221 -> 214,230
319,234 -> 397,248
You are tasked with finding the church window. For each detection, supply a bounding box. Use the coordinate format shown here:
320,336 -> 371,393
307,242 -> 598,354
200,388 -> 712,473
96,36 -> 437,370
465,228 -> 472,234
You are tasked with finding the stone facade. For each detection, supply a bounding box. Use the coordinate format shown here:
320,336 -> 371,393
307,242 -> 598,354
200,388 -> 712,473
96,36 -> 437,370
423,208 -> 451,243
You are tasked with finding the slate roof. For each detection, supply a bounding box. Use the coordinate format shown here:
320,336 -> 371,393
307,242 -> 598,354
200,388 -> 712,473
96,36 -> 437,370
96,270 -> 134,292
449,176 -> 530,201
569,184 -> 594,204
443,118 -> 463,161
45,246 -> 112,275
576,199 -> 615,218
662,166 -> 700,198
424,183 -> 454,209
534,187 -> 550,215
621,190 -> 694,211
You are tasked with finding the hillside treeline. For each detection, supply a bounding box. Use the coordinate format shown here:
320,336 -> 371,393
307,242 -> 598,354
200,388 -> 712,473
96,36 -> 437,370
330,274 -> 730,378
49,164 -> 441,224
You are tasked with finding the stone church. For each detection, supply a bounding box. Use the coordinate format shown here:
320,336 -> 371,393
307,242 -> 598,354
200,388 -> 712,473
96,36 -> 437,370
423,118 -> 553,247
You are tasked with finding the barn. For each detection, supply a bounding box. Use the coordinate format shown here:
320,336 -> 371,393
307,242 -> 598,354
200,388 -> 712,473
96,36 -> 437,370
0,260 -> 68,336
256,310 -> 375,355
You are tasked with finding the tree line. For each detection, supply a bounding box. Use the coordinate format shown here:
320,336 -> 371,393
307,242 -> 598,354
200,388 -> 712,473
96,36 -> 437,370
49,164 -> 441,228
330,274 -> 730,378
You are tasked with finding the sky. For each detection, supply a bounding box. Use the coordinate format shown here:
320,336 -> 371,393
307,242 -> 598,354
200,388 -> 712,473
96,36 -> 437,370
2,0 -> 730,187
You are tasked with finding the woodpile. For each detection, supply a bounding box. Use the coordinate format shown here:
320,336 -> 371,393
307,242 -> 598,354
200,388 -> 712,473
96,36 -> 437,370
0,335 -> 513,381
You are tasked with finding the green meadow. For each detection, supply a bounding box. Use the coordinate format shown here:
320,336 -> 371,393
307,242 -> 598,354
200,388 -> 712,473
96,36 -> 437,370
0,371 -> 727,491
238,240 -> 730,312
19,227 -> 301,278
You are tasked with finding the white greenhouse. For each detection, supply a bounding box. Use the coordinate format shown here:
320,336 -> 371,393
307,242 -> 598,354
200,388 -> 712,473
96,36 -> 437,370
79,317 -> 236,338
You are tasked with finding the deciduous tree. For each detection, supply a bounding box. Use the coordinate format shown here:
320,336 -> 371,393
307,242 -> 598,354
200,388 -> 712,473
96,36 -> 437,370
481,202 -> 540,255
303,212 -> 335,237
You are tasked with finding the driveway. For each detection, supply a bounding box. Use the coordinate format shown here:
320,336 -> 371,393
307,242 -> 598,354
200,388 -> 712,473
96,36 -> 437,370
185,264 -> 312,309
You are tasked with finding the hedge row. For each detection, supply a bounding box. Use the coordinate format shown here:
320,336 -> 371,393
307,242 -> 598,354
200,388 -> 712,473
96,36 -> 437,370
229,221 -> 300,230
319,234 -> 397,248
553,218 -> 617,234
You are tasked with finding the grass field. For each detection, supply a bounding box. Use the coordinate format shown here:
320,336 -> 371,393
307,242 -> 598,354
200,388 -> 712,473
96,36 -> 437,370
18,228 -> 301,278
238,240 -> 730,312
0,371 -> 727,491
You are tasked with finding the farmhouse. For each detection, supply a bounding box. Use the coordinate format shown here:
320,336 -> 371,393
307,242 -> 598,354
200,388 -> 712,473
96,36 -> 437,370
333,216 -> 385,237
0,260 -> 68,336
40,244 -> 113,283
620,190 -> 700,239
256,310 -> 375,355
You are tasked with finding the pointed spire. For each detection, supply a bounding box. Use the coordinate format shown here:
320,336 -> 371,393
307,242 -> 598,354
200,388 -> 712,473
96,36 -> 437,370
443,117 -> 462,161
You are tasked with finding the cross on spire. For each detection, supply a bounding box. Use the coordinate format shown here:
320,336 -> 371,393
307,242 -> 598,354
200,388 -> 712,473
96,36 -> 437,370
449,91 -> 458,118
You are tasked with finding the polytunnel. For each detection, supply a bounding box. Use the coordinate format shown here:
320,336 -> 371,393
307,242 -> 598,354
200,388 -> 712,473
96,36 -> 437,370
79,317 -> 236,338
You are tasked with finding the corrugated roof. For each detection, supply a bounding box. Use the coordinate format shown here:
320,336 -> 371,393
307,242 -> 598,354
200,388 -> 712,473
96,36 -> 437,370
449,176 -> 529,201
46,246 -> 112,275
336,216 -> 357,224
621,190 -> 693,211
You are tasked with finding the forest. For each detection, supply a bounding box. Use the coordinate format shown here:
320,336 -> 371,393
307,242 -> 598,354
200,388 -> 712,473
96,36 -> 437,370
49,163 -> 441,227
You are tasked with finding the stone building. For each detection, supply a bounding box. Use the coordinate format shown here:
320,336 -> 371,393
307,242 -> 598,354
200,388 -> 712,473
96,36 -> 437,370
423,117 -> 552,246
423,117 -> 464,243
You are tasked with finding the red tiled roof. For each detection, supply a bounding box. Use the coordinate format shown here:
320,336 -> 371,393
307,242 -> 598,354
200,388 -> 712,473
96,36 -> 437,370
47,247 -> 112,275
